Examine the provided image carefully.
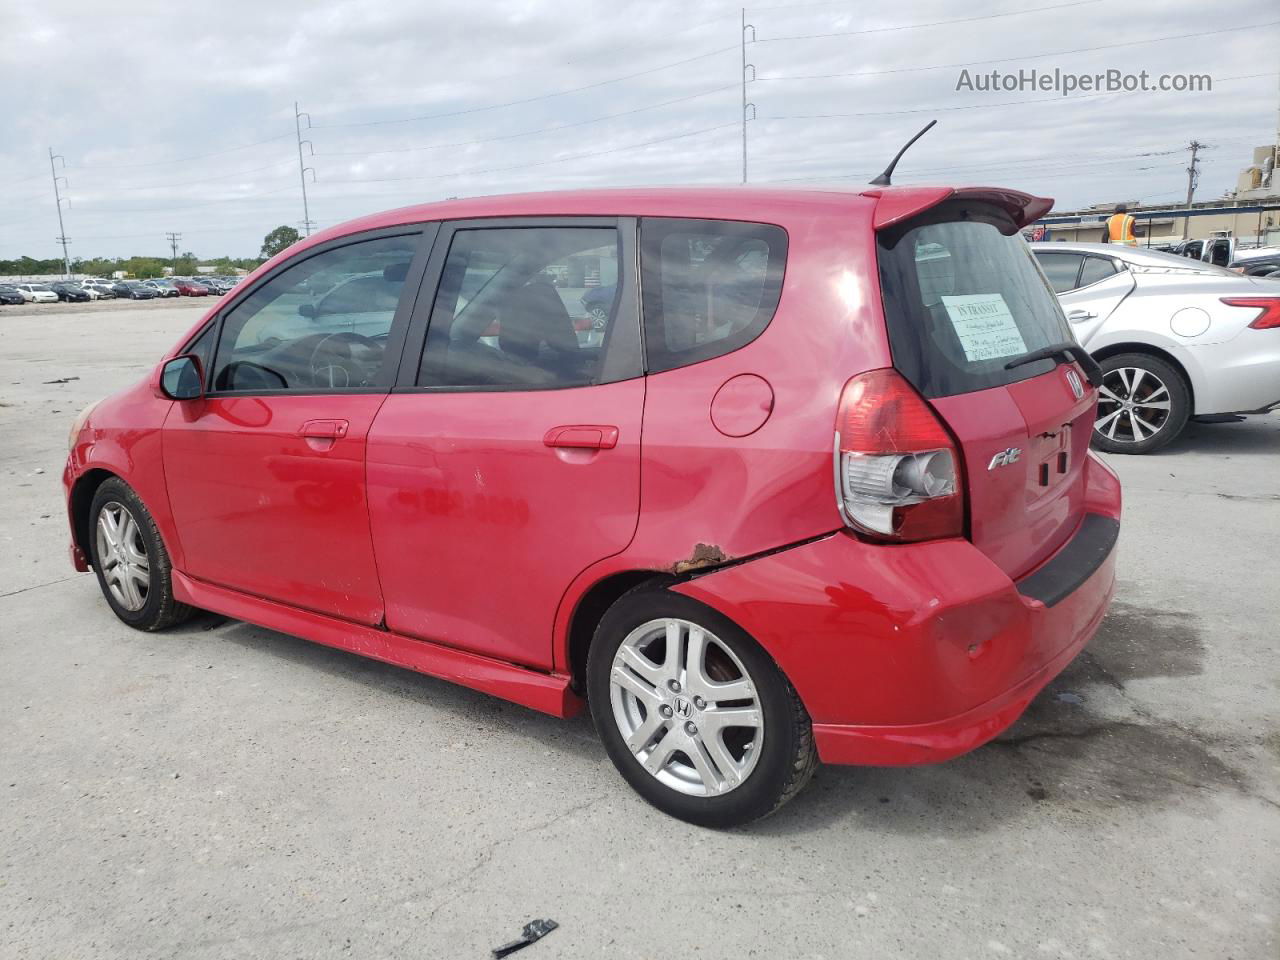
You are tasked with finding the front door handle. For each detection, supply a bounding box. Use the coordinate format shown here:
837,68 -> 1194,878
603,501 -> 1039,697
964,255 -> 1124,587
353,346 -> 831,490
299,419 -> 349,439
543,424 -> 619,450
1066,309 -> 1097,322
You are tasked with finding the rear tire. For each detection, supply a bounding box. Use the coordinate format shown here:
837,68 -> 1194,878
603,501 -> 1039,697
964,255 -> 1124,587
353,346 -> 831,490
1091,352 -> 1190,454
587,589 -> 817,827
88,478 -> 193,631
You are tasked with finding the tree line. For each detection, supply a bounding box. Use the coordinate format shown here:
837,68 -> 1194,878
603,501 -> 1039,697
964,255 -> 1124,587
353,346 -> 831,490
1,225 -> 304,277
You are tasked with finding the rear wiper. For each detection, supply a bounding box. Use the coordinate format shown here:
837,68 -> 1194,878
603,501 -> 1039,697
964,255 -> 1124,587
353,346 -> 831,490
1005,342 -> 1103,387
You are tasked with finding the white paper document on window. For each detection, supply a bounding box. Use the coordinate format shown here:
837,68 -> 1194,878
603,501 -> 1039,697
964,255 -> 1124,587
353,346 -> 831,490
940,293 -> 1028,362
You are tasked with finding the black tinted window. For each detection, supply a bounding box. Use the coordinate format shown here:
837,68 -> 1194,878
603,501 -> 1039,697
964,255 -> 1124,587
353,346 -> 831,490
640,218 -> 787,373
418,227 -> 621,389
878,203 -> 1073,399
212,234 -> 417,392
1079,256 -> 1118,287
182,323 -> 217,382
1036,252 -> 1084,293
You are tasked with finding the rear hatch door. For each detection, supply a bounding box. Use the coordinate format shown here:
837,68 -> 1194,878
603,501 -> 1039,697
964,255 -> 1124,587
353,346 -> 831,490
877,199 -> 1096,579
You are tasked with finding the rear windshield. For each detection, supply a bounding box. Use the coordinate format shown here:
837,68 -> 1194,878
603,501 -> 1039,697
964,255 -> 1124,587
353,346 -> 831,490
877,202 -> 1071,398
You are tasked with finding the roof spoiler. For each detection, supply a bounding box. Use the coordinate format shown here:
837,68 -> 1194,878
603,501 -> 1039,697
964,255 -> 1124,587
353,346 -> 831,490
862,186 -> 1054,231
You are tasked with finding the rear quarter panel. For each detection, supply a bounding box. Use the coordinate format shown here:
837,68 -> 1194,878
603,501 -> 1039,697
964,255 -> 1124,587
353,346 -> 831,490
554,201 -> 890,669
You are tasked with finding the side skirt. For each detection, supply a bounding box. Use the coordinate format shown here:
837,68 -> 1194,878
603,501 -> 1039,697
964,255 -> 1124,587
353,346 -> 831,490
172,571 -> 585,719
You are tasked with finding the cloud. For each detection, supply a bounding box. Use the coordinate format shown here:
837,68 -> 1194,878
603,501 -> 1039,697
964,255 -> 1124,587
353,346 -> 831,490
1,0 -> 1275,258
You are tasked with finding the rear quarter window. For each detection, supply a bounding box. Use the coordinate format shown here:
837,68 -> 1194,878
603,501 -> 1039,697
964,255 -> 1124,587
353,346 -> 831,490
639,218 -> 787,373
877,203 -> 1073,398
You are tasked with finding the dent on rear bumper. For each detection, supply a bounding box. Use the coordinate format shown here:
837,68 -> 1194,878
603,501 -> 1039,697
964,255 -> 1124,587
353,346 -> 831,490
673,453 -> 1121,766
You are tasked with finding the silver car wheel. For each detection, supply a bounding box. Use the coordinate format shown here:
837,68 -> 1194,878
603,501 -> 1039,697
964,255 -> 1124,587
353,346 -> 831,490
95,502 -> 150,612
609,618 -> 764,798
1095,366 -> 1173,444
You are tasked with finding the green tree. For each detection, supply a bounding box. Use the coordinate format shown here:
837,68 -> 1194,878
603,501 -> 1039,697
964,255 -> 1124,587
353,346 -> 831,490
261,226 -> 301,259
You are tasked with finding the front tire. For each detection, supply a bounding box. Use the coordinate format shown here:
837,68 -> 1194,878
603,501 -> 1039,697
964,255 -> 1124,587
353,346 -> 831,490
1091,352 -> 1190,454
88,478 -> 193,631
587,589 -> 817,827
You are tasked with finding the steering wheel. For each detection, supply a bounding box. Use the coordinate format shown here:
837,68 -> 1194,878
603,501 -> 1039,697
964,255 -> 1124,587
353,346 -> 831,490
308,332 -> 383,388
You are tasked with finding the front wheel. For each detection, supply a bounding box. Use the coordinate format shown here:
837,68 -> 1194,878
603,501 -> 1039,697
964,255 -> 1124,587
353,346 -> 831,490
88,478 -> 193,631
587,590 -> 817,827
1091,353 -> 1190,454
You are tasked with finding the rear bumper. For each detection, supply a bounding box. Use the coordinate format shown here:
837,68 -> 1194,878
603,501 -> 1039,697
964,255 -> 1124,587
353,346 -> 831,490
674,452 -> 1121,766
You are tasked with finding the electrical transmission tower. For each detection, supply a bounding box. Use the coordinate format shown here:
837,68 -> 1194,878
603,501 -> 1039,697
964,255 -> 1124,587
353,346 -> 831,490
295,102 -> 317,236
48,148 -> 71,278
166,232 -> 182,273
1183,140 -> 1205,239
741,9 -> 756,183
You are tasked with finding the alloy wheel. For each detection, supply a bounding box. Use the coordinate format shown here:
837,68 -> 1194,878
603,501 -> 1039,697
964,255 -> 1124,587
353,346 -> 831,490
95,502 -> 151,611
609,618 -> 764,797
1095,366 -> 1172,444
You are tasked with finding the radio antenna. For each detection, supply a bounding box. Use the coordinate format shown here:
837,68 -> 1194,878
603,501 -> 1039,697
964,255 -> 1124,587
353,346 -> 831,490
869,120 -> 938,186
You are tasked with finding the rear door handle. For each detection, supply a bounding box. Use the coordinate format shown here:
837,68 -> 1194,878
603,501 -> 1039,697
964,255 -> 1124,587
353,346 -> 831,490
299,419 -> 349,439
1066,309 -> 1097,322
543,425 -> 619,450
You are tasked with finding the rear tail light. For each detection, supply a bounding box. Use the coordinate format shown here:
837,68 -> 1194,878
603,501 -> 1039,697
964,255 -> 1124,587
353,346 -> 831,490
834,368 -> 964,542
1221,297 -> 1280,330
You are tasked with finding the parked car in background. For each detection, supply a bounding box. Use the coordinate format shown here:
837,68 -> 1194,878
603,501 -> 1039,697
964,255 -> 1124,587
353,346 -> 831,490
81,281 -> 117,299
111,281 -> 160,300
1032,242 -> 1280,453
0,284 -> 25,305
172,279 -> 209,296
580,283 -> 616,330
144,280 -> 181,298
64,185 -> 1120,826
15,283 -> 58,303
51,282 -> 91,303
1229,252 -> 1280,277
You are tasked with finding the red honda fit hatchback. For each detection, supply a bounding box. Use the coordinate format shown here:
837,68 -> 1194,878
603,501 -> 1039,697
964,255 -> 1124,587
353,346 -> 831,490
63,186 -> 1120,826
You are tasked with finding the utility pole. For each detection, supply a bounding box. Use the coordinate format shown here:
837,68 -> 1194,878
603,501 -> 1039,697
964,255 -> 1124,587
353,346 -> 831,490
741,10 -> 756,184
165,232 -> 182,274
294,102 -> 317,236
48,148 -> 71,278
1182,140 -> 1204,239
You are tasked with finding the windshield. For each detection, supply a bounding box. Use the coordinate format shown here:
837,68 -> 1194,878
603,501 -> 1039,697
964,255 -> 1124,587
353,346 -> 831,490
878,202 -> 1073,398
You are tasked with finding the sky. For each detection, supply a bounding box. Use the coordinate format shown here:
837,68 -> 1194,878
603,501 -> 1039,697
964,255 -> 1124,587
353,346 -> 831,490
1,0 -> 1277,260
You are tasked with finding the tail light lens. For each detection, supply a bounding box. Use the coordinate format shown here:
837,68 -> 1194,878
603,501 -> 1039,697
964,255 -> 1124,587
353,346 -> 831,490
834,368 -> 964,542
1221,297 -> 1280,330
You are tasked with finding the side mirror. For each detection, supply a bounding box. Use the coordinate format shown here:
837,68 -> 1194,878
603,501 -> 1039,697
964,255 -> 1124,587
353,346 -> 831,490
159,355 -> 204,401
298,302 -> 317,318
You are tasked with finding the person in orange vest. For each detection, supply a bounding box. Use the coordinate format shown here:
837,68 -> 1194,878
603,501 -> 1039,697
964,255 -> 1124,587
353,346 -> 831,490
1103,203 -> 1140,246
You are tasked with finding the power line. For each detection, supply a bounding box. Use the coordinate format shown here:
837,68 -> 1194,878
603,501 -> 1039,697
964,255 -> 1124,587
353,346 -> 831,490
312,45 -> 739,129
754,0 -> 1102,43
80,160 -> 297,192
755,20 -> 1280,83
321,122 -> 738,187
315,84 -> 739,159
73,133 -> 294,171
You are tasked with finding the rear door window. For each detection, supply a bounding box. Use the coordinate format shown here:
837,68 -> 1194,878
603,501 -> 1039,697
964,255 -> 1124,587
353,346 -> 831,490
1035,252 -> 1084,293
639,218 -> 787,373
416,226 -> 627,389
1078,255 -> 1119,287
877,203 -> 1073,398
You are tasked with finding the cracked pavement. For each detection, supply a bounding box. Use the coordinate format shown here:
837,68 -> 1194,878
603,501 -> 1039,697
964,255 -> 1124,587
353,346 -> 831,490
2,302 -> 1278,958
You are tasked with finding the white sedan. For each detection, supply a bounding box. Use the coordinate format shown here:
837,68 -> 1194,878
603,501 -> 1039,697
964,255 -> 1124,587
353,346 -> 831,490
1031,243 -> 1280,453
14,283 -> 59,304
